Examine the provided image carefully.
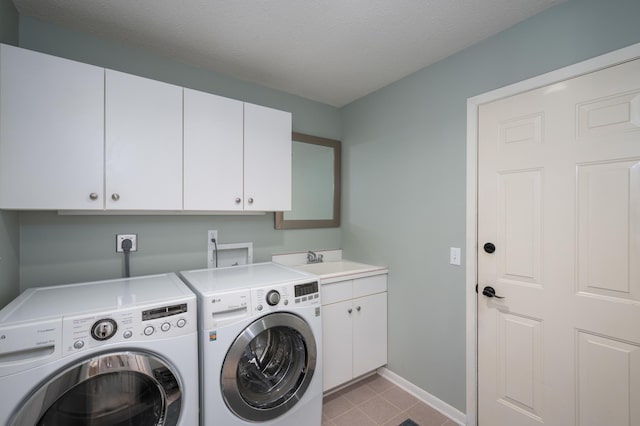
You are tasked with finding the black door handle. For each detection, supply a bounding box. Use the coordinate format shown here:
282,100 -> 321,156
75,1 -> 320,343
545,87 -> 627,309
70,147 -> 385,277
482,286 -> 504,299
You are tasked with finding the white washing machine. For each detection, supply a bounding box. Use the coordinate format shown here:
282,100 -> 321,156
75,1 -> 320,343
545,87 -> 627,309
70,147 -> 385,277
180,262 -> 322,426
0,273 -> 198,426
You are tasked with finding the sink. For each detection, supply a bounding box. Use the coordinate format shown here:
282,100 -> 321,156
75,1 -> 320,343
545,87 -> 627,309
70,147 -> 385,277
294,260 -> 376,277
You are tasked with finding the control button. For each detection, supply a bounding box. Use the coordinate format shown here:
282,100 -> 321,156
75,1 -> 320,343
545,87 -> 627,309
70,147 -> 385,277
177,318 -> 187,328
295,298 -> 300,303
314,294 -> 319,299
302,296 -> 307,302
73,340 -> 85,349
123,330 -> 133,339
284,299 -> 289,306
144,326 -> 155,336
257,304 -> 263,311
161,322 -> 171,332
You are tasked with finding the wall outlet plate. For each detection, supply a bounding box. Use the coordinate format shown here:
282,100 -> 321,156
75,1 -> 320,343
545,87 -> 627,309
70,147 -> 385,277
208,230 -> 218,245
116,234 -> 138,252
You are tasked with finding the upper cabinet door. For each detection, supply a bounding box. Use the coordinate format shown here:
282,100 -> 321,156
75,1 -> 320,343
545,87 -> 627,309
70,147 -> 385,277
0,44 -> 104,209
105,70 -> 183,210
183,88 -> 244,211
243,103 -> 292,212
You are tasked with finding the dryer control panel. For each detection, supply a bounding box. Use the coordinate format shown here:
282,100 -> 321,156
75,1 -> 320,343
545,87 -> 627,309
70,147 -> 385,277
61,298 -> 196,356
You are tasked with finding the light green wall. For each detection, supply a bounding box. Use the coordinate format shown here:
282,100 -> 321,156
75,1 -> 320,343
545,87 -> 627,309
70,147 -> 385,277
8,0 -> 640,415
340,0 -> 640,413
0,0 -> 20,307
0,210 -> 19,306
0,0 -> 18,46
15,16 -> 342,290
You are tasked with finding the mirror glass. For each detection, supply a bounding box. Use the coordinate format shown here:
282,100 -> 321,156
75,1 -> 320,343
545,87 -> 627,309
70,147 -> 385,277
275,132 -> 340,229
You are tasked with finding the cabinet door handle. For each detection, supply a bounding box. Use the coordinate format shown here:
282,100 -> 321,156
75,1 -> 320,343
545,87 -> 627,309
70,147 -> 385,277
89,192 -> 99,200
111,193 -> 120,201
356,306 -> 361,312
348,308 -> 353,314
248,197 -> 254,204
235,197 -> 241,204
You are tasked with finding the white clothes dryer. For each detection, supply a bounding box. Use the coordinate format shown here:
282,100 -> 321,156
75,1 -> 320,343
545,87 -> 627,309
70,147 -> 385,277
180,262 -> 322,426
0,273 -> 198,426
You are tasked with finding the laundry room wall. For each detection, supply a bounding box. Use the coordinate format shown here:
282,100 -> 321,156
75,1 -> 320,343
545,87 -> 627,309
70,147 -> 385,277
339,0 -> 640,414
0,0 -> 20,307
15,16 -> 342,290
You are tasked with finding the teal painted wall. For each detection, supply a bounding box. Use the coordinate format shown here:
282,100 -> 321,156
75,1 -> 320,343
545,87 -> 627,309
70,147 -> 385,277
15,16 -> 342,290
7,0 -> 640,416
0,0 -> 20,307
0,0 -> 18,46
340,0 -> 640,413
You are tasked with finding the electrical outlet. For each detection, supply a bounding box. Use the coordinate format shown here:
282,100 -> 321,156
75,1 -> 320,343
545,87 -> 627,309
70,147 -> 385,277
116,234 -> 138,252
207,230 -> 219,268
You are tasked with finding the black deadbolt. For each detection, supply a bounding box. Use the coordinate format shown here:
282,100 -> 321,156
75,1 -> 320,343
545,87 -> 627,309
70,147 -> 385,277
483,242 -> 496,254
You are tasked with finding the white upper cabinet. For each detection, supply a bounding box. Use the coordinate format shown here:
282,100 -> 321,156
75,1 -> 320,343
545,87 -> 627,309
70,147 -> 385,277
183,88 -> 244,211
105,70 -> 183,210
184,90 -> 292,212
244,103 -> 292,212
0,44 -> 104,209
0,45 -> 292,212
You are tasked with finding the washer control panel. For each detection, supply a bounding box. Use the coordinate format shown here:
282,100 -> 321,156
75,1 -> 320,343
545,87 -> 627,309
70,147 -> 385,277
62,298 -> 196,356
252,281 -> 319,312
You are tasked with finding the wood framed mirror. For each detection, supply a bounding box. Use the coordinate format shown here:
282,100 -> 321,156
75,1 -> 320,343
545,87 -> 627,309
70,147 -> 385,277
275,132 -> 341,229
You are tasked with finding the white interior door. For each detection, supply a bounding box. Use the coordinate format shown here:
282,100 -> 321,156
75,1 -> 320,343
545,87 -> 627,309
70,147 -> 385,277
478,59 -> 640,426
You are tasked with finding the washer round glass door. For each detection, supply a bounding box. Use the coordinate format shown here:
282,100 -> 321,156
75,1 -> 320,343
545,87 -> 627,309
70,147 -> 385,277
221,312 -> 317,422
9,351 -> 182,426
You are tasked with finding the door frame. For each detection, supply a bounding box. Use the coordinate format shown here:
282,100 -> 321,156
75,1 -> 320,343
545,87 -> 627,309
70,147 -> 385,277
465,42 -> 640,426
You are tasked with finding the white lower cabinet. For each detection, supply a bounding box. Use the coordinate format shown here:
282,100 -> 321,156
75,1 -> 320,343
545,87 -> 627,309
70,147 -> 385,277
322,274 -> 388,392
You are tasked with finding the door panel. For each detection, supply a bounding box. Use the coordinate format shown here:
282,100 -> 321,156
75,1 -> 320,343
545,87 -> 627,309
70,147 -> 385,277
497,170 -> 542,285
496,312 -> 543,421
478,58 -> 640,425
577,332 -> 640,426
577,160 -> 640,300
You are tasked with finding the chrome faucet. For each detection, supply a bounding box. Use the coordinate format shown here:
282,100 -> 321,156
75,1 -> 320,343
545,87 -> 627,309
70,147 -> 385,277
307,250 -> 324,264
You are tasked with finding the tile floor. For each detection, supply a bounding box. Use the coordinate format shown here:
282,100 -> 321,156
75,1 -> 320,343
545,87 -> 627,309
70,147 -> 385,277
322,374 -> 458,426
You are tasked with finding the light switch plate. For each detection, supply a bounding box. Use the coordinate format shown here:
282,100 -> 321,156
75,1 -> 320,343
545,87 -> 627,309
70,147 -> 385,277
450,247 -> 461,266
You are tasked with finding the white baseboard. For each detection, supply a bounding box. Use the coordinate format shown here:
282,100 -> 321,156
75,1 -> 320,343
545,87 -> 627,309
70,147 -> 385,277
377,367 -> 466,425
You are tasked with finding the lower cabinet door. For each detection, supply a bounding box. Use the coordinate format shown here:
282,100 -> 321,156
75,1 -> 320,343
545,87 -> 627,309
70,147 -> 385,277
353,292 -> 388,378
322,300 -> 353,392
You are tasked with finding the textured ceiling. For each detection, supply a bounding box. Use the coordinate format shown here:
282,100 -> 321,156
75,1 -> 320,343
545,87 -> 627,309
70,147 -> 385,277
12,0 -> 564,107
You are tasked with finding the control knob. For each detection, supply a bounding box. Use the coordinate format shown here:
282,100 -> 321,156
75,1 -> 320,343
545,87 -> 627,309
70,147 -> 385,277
91,319 -> 117,341
266,290 -> 281,306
